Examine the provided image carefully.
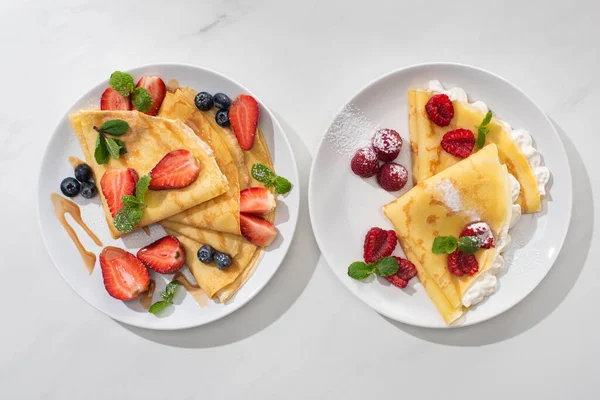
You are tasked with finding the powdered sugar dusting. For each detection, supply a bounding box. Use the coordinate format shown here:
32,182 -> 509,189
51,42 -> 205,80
435,179 -> 480,221
387,163 -> 407,181
325,104 -> 380,158
373,129 -> 401,154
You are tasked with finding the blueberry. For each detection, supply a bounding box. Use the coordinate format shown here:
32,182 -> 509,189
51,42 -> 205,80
80,182 -> 97,199
194,92 -> 214,111
197,245 -> 215,264
74,163 -> 93,182
60,177 -> 81,197
215,109 -> 230,127
215,252 -> 232,270
213,93 -> 232,110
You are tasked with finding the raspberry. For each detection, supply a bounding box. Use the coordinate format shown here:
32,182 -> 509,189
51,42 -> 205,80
386,274 -> 408,288
377,162 -> 408,192
440,128 -> 475,159
425,94 -> 454,126
351,147 -> 379,178
372,129 -> 402,162
447,250 -> 479,277
363,227 -> 397,263
394,256 -> 417,281
460,222 -> 494,249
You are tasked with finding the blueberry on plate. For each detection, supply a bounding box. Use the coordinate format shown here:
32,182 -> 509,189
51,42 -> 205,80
80,182 -> 97,199
215,252 -> 232,270
194,92 -> 214,111
213,93 -> 232,110
60,177 -> 81,197
74,163 -> 93,182
197,245 -> 215,264
215,109 -> 230,127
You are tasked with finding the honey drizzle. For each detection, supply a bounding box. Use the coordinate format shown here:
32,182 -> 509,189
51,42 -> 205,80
139,279 -> 156,310
173,272 -> 209,307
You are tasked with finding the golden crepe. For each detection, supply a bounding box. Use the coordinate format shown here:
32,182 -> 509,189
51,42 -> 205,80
383,144 -> 518,324
69,110 -> 228,239
408,84 -> 543,213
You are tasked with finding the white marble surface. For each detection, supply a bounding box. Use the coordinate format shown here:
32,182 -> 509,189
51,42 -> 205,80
1,0 -> 599,398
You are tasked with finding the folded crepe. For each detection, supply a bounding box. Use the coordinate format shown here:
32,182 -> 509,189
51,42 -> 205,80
69,110 -> 228,239
383,144 -> 518,324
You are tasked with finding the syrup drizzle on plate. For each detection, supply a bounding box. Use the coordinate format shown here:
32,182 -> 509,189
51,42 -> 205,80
139,279 -> 156,310
173,271 -> 209,307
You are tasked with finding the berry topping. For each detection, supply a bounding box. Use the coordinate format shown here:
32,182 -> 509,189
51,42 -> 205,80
440,128 -> 475,159
149,149 -> 201,190
229,94 -> 259,151
135,76 -> 166,116
447,249 -> 479,277
100,246 -> 150,300
215,109 -> 230,127
240,187 -> 276,215
137,236 -> 185,274
377,162 -> 408,192
197,245 -> 216,264
74,163 -> 93,183
363,227 -> 397,264
100,88 -> 132,111
372,129 -> 402,162
213,93 -> 232,110
215,252 -> 233,270
100,168 -> 139,217
194,92 -> 214,111
60,177 -> 81,197
394,256 -> 418,281
240,213 -> 277,247
80,182 -> 97,199
460,222 -> 494,249
425,94 -> 454,126
350,147 -> 379,178
386,274 -> 408,288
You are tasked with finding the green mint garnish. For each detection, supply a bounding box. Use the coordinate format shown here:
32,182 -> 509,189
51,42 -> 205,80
432,235 -> 458,255
113,174 -> 151,233
94,134 -> 110,165
148,301 -> 171,315
132,87 -> 153,113
475,110 -> 493,149
97,119 -> 130,136
457,236 -> 481,254
109,71 -> 135,97
149,281 -> 180,315
93,120 -> 129,164
105,137 -> 126,160
347,256 -> 399,280
251,163 -> 293,194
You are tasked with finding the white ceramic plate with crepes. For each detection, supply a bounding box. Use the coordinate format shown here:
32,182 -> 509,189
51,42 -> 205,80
309,62 -> 572,328
38,63 -> 299,330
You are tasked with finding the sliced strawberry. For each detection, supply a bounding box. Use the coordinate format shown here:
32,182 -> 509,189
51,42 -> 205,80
137,236 -> 185,274
100,246 -> 149,300
100,87 -> 132,111
136,76 -> 166,116
100,168 -> 139,217
240,213 -> 277,247
229,94 -> 259,151
447,249 -> 479,277
149,149 -> 200,190
363,227 -> 397,263
240,187 -> 276,215
440,128 -> 475,159
460,222 -> 494,249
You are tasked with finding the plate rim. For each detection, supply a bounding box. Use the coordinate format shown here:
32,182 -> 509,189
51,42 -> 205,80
308,61 -> 573,328
37,62 -> 301,330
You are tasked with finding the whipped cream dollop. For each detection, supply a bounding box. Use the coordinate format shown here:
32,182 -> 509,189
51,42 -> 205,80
427,80 -> 551,196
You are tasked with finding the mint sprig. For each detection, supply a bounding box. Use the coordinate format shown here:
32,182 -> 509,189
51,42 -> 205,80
109,71 -> 135,97
251,163 -> 293,194
149,281 -> 180,315
475,110 -> 493,149
97,119 -> 130,136
457,236 -> 480,254
93,119 -> 130,164
113,174 -> 151,233
132,87 -> 153,113
432,234 -> 482,255
347,256 -> 399,280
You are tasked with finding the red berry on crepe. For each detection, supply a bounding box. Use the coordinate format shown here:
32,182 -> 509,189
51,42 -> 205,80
425,94 -> 454,126
240,187 -> 276,215
137,236 -> 186,274
100,88 -> 132,111
136,76 -> 166,116
441,129 -> 475,159
447,250 -> 479,277
149,150 -> 200,190
229,94 -> 259,151
100,168 -> 139,217
240,213 -> 277,247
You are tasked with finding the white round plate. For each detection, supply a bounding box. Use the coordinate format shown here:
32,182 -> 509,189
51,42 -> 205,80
309,62 -> 572,328
38,63 -> 299,330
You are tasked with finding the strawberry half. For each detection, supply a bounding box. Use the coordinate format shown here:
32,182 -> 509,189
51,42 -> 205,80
137,236 -> 185,274
100,168 -> 139,217
100,246 -> 149,300
149,149 -> 201,190
136,76 -> 166,116
229,94 -> 259,151
240,213 -> 277,247
240,187 -> 276,215
363,227 -> 397,264
100,87 -> 132,111
440,128 -> 475,159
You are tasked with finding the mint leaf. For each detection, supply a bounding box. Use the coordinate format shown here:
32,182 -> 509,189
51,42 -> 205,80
113,174 -> 152,233
105,137 -> 123,160
475,111 -> 493,148
374,256 -> 399,277
458,236 -> 480,254
94,134 -> 109,165
476,130 -> 486,149
114,138 -> 128,155
113,207 -> 136,232
160,281 -> 180,302
135,174 -> 152,200
121,195 -> 144,208
432,235 -> 458,254
149,300 -> 171,315
97,119 -> 130,136
481,110 -> 493,126
109,71 -> 135,97
251,163 -> 275,185
274,176 -> 292,194
348,261 -> 375,280
132,87 -> 153,112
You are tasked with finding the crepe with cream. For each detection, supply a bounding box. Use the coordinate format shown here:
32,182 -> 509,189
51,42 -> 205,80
383,144 -> 518,324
